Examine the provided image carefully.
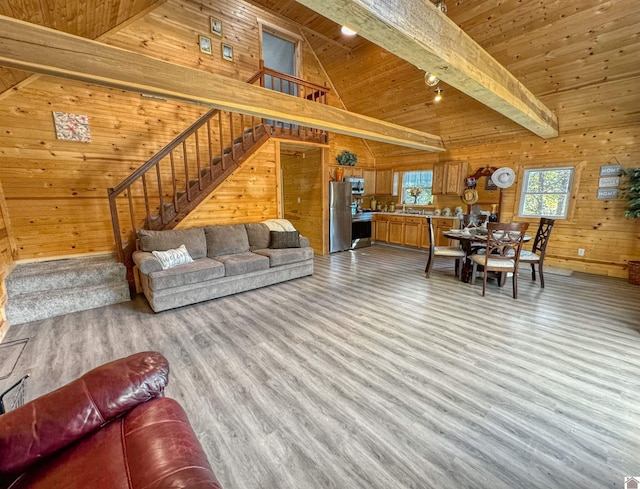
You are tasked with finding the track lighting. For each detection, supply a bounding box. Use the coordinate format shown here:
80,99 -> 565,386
434,86 -> 443,102
435,0 -> 447,14
424,72 -> 439,87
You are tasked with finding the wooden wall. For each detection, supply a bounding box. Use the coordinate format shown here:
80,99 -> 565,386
0,181 -> 16,340
0,0 -> 374,262
281,146 -> 324,253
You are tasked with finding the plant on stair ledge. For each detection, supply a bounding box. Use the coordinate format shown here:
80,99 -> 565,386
336,150 -> 357,166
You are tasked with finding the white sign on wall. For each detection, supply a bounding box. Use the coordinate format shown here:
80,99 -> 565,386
598,176 -> 620,188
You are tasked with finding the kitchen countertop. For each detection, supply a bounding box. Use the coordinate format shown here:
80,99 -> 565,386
354,212 -> 461,220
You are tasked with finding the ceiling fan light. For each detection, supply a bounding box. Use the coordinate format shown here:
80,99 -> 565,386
341,26 -> 357,36
434,87 -> 443,102
424,72 -> 439,87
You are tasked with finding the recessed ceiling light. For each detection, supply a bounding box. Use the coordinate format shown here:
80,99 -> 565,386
341,26 -> 357,36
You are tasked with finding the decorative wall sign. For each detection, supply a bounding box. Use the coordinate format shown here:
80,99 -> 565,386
52,112 -> 91,142
221,43 -> 234,62
600,163 -> 622,176
210,17 -> 222,37
598,176 -> 620,188
597,188 -> 618,199
199,35 -> 212,55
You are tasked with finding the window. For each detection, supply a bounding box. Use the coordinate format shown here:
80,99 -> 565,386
401,171 -> 433,205
519,167 -> 574,218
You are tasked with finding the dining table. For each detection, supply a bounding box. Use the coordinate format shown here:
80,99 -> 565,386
442,228 -> 532,283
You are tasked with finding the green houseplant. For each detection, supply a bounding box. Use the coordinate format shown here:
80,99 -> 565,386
336,150 -> 357,166
621,168 -> 640,285
621,168 -> 640,218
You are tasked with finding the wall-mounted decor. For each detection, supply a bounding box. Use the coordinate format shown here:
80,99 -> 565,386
485,177 -> 498,190
199,35 -> 212,55
52,112 -> 91,142
222,43 -> 234,62
210,17 -> 222,37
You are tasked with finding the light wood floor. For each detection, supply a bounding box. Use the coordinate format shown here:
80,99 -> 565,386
3,245 -> 640,489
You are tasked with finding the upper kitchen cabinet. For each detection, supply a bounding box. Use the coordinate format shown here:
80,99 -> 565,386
375,170 -> 394,195
363,169 -> 376,195
432,162 -> 468,195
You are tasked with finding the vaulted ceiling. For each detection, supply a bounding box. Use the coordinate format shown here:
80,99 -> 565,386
0,0 -> 637,154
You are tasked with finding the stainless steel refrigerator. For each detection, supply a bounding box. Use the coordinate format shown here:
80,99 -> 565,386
329,182 -> 352,252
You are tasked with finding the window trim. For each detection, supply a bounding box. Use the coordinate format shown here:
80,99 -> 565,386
514,162 -> 583,222
399,169 -> 434,206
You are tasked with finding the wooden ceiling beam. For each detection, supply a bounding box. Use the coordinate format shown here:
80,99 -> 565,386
296,0 -> 559,139
0,15 -> 444,152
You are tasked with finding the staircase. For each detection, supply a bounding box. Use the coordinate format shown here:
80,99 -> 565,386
5,255 -> 129,325
109,66 -> 330,287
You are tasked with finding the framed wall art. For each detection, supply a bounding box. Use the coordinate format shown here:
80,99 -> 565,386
199,35 -> 212,55
210,17 -> 222,37
52,112 -> 91,143
221,43 -> 234,62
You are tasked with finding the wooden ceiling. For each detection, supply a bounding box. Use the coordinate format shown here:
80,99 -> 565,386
0,0 -> 637,153
0,0 -> 161,92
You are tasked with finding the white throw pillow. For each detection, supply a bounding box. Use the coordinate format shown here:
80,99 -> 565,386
152,244 -> 194,270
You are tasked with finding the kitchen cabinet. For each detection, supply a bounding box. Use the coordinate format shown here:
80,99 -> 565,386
420,217 -> 460,247
388,216 -> 404,244
344,167 -> 363,178
432,161 -> 468,195
403,217 -> 422,247
373,214 -> 389,242
363,169 -> 376,195
375,170 -> 393,195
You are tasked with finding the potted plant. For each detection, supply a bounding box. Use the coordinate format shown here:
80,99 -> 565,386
336,150 -> 357,167
621,168 -> 640,284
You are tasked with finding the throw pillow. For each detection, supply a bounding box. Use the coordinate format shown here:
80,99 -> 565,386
152,244 -> 194,270
270,230 -> 300,249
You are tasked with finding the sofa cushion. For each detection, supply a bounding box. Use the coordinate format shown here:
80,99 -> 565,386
152,244 -> 194,270
138,228 -> 207,259
253,247 -> 314,267
245,223 -> 271,251
147,258 -> 225,291
204,224 -> 250,257
270,230 -> 300,249
215,252 -> 269,277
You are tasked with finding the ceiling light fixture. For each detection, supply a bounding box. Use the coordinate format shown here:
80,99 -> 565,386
341,26 -> 357,36
435,0 -> 447,14
424,72 -> 439,87
434,86 -> 443,102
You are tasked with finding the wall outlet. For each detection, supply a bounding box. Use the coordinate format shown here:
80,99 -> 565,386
578,248 -> 585,256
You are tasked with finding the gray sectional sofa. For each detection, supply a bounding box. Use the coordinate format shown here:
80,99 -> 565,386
132,222 -> 313,312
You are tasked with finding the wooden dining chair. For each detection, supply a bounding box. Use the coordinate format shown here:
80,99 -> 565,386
468,222 -> 529,298
518,217 -> 555,288
424,217 -> 466,279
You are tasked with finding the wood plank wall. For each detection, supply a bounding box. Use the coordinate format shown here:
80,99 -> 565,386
0,0 -> 375,264
0,181 -> 16,340
281,148 -> 323,253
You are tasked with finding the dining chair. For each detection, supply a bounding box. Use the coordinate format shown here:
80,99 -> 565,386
518,217 -> 555,288
468,222 -> 529,298
424,216 -> 466,279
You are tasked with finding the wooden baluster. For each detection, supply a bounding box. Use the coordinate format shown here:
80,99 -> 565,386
206,119 -> 213,175
241,114 -> 246,151
182,141 -> 190,202
229,112 -> 235,160
127,186 -> 136,233
251,115 -> 256,141
108,190 -> 125,263
195,129 -> 202,190
219,111 -> 225,170
155,163 -> 165,223
141,173 -> 151,226
170,151 -> 177,212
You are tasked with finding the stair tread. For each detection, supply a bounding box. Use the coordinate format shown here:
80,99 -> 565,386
7,255 -> 120,279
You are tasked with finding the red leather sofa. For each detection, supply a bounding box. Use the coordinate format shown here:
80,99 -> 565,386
0,351 -> 221,489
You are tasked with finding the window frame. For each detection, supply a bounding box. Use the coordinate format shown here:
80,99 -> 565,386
514,162 -> 583,222
399,170 -> 434,206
